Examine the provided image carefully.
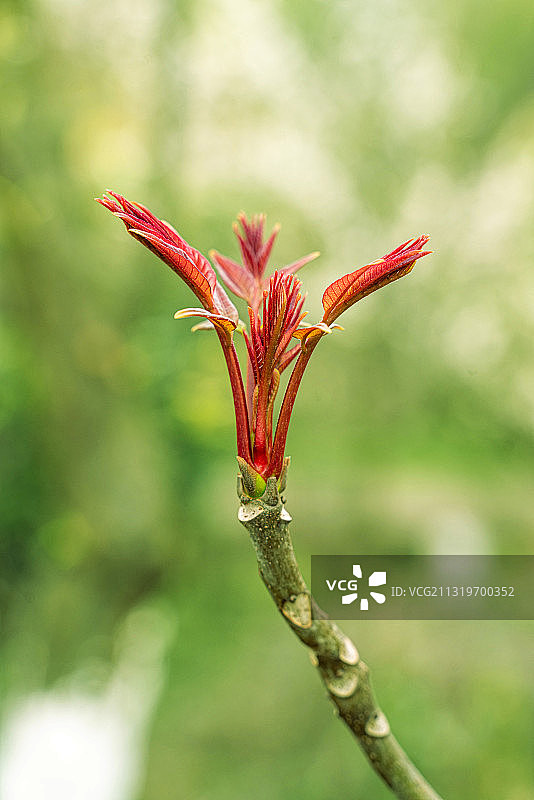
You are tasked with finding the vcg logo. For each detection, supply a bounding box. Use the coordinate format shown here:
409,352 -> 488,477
326,564 -> 387,611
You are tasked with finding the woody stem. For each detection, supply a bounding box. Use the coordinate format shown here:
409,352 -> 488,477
238,480 -> 443,800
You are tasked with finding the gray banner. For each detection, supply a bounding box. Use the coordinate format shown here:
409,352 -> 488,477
311,555 -> 534,619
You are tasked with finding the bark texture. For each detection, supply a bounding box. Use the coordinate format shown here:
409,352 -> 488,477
238,475 -> 444,800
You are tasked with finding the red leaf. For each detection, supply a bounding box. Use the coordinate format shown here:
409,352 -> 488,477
257,225 -> 280,275
322,237 -> 430,324
210,250 -> 255,304
279,250 -> 320,278
130,230 -> 215,309
212,281 -> 239,323
97,192 -> 218,311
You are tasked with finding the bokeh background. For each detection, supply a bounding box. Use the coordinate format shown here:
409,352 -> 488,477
1,0 -> 533,798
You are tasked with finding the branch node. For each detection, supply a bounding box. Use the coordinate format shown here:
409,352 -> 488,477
365,710 -> 391,739
324,668 -> 359,698
339,636 -> 360,666
281,592 -> 312,629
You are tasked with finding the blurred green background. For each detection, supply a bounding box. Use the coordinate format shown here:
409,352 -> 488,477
1,0 -> 533,798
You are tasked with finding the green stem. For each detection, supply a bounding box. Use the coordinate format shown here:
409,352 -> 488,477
238,477 -> 444,800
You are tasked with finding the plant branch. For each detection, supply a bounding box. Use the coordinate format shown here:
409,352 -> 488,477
237,476 -> 444,800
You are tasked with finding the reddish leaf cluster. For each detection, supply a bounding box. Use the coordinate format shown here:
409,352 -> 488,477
97,192 -> 430,494
98,191 -> 238,323
244,272 -> 306,473
322,236 -> 430,325
210,213 -> 318,311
